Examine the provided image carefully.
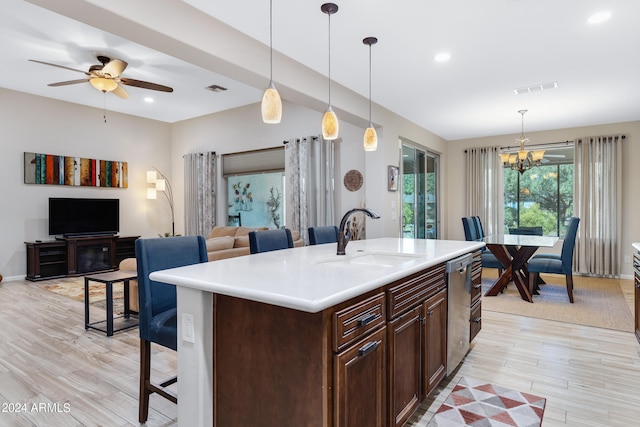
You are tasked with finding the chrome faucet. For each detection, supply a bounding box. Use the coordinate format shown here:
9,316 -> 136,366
337,208 -> 381,255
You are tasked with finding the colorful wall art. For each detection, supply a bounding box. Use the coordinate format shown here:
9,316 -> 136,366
24,152 -> 128,188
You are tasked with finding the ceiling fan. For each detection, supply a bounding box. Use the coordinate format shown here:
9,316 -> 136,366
28,55 -> 173,99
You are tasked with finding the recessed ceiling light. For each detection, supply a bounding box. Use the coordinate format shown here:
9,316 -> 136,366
434,53 -> 451,62
144,97 -> 154,103
588,11 -> 611,24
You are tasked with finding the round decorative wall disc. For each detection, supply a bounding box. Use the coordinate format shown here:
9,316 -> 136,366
344,169 -> 363,192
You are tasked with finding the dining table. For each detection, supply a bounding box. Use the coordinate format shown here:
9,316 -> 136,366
483,233 -> 559,302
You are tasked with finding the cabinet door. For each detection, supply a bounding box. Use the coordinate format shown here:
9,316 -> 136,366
388,307 -> 421,427
334,326 -> 387,427
422,288 -> 447,396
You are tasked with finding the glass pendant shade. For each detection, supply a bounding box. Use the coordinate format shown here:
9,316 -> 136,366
532,150 -> 545,161
261,82 -> 282,124
90,77 -> 118,92
363,126 -> 378,151
322,106 -> 339,140
499,152 -> 511,163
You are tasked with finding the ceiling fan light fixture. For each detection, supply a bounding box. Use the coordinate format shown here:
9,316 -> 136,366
90,77 -> 117,93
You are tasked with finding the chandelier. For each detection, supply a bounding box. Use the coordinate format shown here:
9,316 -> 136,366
499,109 -> 545,174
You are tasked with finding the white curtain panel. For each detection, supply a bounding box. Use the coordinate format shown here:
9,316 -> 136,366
574,135 -> 623,276
285,135 -> 335,245
464,146 -> 503,236
184,152 -> 217,237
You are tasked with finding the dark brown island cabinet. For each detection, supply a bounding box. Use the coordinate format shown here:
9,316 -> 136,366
212,249 -> 482,427
25,236 -> 138,281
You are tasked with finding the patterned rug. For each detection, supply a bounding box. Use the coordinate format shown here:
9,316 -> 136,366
427,377 -> 546,427
39,277 -> 126,314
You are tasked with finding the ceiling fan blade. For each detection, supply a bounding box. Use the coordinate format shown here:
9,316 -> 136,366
120,78 -> 173,93
102,59 -> 128,78
48,78 -> 90,87
112,84 -> 129,99
29,59 -> 89,75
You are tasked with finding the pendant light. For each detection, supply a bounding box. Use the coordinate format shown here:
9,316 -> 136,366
261,0 -> 282,123
321,3 -> 339,140
362,36 -> 378,151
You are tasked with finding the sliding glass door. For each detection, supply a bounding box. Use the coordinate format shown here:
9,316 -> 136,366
401,142 -> 439,239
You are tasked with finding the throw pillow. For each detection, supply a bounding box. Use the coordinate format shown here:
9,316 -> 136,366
234,235 -> 250,248
205,236 -> 235,251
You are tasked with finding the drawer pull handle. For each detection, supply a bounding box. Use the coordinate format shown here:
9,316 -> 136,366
473,317 -> 482,323
358,341 -> 378,356
357,313 -> 377,327
473,284 -> 482,290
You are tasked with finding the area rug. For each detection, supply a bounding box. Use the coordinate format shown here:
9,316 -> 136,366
481,274 -> 634,332
39,277 -> 125,313
427,377 -> 546,427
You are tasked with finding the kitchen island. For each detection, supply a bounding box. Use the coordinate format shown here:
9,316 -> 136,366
151,237 -> 485,426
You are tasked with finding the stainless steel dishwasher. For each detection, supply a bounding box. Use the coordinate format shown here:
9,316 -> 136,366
446,253 -> 472,375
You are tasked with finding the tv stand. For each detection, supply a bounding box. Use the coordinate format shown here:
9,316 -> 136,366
25,236 -> 139,281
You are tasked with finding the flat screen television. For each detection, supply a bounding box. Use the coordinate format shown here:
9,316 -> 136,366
49,197 -> 119,237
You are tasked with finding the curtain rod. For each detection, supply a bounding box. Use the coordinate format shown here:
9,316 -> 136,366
283,136 -> 320,144
500,140 -> 574,151
182,151 -> 216,157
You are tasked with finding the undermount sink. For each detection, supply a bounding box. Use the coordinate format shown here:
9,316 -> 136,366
314,251 -> 423,267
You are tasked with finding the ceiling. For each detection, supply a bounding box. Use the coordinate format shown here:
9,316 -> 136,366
2,0 -> 639,141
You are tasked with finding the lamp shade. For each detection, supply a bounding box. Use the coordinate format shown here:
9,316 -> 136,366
90,77 -> 118,92
532,150 -> 545,161
146,170 -> 157,183
261,83 -> 282,124
147,188 -> 157,200
363,126 -> 378,151
155,179 -> 166,191
322,107 -> 339,140
499,152 -> 511,163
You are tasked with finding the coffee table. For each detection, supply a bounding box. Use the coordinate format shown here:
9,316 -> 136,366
84,270 -> 139,336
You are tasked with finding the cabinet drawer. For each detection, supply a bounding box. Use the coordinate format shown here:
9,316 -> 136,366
333,293 -> 386,352
470,300 -> 482,342
471,250 -> 482,284
387,264 -> 446,319
471,279 -> 482,306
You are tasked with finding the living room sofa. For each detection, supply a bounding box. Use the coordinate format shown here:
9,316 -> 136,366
119,226 -> 305,313
205,226 -> 303,261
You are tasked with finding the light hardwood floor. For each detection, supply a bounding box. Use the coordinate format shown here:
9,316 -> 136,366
1,277 -> 639,426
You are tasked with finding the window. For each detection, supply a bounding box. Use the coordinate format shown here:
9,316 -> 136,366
503,146 -> 574,237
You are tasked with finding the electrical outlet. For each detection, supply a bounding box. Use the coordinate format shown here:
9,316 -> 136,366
624,255 -> 631,264
182,313 -> 195,343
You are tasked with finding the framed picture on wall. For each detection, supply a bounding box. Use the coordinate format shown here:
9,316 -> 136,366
388,165 -> 399,191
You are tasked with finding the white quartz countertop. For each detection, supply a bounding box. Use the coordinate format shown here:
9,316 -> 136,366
633,242 -> 640,253
149,238 -> 484,313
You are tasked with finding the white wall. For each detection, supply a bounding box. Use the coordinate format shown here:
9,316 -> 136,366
446,120 -> 640,277
170,100 -> 366,234
0,88 -> 172,280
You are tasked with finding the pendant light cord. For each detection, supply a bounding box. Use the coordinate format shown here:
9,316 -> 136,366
368,43 -> 372,125
327,11 -> 332,106
269,0 -> 273,83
